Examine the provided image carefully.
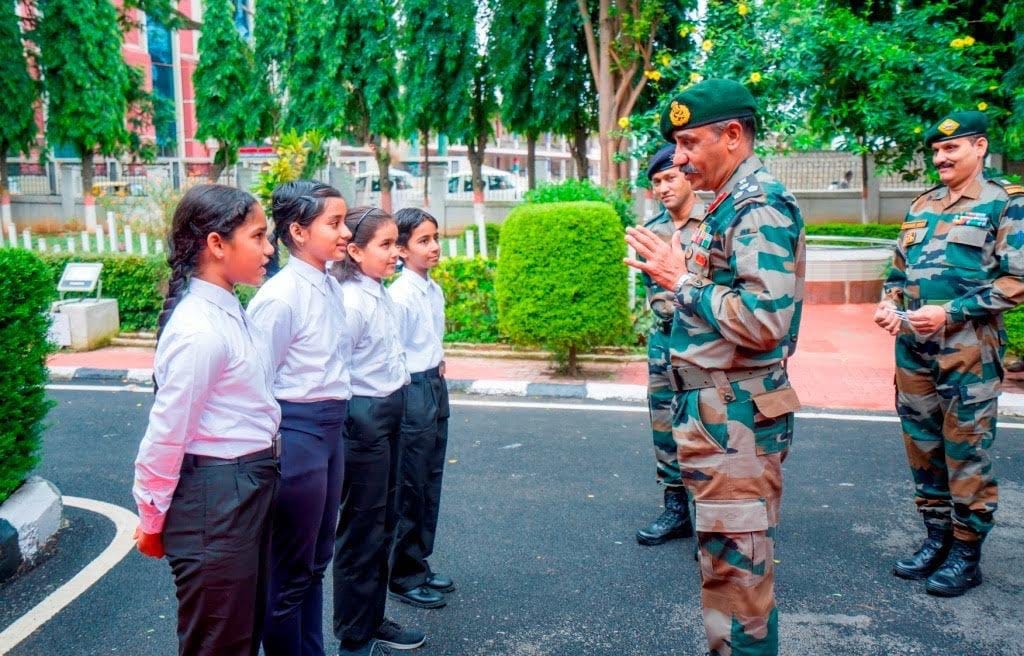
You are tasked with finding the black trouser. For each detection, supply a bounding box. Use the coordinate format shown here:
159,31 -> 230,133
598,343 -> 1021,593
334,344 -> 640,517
332,387 -> 406,648
391,367 -> 450,592
264,399 -> 347,656
162,448 -> 279,656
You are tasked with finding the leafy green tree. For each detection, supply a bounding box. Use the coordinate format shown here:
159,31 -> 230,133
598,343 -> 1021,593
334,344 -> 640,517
36,0 -> 142,225
537,0 -> 597,179
576,0 -> 668,185
0,3 -> 39,209
490,0 -> 548,188
401,0 -> 475,205
254,0 -> 299,120
334,0 -> 402,211
193,0 -> 272,182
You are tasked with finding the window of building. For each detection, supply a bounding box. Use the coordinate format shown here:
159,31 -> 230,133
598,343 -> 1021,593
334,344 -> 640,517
147,15 -> 177,158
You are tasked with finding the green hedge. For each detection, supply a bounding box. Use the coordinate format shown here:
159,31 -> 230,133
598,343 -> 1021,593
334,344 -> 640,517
1005,306 -> 1024,357
430,258 -> 501,343
0,250 -> 54,504
524,179 -> 636,228
805,223 -> 901,240
39,254 -> 259,332
41,253 -> 168,332
496,201 -> 630,370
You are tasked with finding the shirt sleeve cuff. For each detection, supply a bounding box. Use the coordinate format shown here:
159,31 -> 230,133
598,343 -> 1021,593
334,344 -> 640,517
674,272 -> 709,306
944,301 -> 964,324
137,503 -> 167,534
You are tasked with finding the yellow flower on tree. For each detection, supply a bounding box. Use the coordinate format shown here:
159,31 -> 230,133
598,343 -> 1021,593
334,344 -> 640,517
689,72 -> 703,84
749,71 -> 762,84
977,102 -> 988,111
659,53 -> 672,67
914,127 -> 923,134
678,24 -> 690,37
950,38 -> 965,49
618,116 -> 630,129
963,36 -> 975,46
644,70 -> 662,81
702,39 -> 714,52
738,2 -> 750,16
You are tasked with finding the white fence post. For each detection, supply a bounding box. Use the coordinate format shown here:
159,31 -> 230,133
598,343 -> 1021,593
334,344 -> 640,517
154,239 -> 164,254
37,237 -> 47,253
22,229 -> 31,249
140,233 -> 150,256
447,238 -> 458,258
96,226 -> 105,253
465,230 -> 475,259
81,231 -> 90,252
124,225 -> 134,254
7,224 -> 15,247
627,245 -> 637,309
107,212 -> 118,251
67,236 -> 76,253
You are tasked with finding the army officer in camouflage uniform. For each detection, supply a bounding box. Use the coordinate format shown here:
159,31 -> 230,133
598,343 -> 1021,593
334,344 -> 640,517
875,110 -> 1024,597
626,79 -> 805,656
636,145 -> 704,546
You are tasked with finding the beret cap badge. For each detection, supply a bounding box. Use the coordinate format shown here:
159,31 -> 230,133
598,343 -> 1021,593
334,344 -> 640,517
670,101 -> 691,127
937,118 -> 960,136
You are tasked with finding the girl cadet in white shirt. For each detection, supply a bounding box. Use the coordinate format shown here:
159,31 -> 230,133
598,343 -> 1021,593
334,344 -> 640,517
329,207 -> 422,656
247,180 -> 352,656
132,184 -> 280,656
387,208 -> 454,610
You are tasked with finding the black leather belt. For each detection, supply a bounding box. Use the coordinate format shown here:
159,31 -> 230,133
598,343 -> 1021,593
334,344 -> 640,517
668,364 -> 781,394
903,298 -> 953,311
410,365 -> 442,382
184,434 -> 281,467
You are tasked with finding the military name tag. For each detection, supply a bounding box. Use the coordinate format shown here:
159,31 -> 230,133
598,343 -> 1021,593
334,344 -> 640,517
901,220 -> 927,230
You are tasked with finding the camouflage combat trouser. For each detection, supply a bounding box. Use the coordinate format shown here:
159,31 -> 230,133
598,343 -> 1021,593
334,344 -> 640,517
648,325 -> 682,488
895,320 -> 1001,542
672,368 -> 798,656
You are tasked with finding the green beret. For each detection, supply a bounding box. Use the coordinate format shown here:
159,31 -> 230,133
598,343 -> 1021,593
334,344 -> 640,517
660,79 -> 757,142
924,110 -> 989,146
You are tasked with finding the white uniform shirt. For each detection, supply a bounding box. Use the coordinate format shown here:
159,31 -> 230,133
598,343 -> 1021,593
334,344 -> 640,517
339,273 -> 410,397
132,278 -> 281,534
389,267 -> 445,374
247,257 -> 352,402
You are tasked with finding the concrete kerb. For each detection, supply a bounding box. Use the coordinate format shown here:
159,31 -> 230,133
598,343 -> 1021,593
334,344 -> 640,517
0,477 -> 63,583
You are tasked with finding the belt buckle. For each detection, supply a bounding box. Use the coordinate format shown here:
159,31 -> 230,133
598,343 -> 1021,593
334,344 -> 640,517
669,367 -> 684,393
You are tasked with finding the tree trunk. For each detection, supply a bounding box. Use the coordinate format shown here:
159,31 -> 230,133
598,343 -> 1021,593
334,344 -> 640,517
372,138 -> 393,214
422,130 -> 430,208
860,150 -> 869,224
526,134 -> 537,190
0,150 -> 8,195
468,136 -> 488,258
208,147 -> 227,183
81,149 -> 98,231
571,126 -> 589,180
567,343 -> 579,376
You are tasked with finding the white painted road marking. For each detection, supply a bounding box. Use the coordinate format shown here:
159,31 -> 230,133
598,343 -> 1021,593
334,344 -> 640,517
44,383 -> 1024,429
0,497 -> 138,655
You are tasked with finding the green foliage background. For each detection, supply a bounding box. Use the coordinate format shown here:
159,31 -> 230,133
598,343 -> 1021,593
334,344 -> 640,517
0,250 -> 54,503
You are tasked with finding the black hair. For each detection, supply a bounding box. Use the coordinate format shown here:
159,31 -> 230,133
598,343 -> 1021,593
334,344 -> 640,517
268,180 -> 344,275
394,207 -> 439,248
330,206 -> 395,283
156,184 -> 259,345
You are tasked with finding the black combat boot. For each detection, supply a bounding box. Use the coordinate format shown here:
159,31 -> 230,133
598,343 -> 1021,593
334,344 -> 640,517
925,539 -> 983,597
893,525 -> 953,580
636,488 -> 693,546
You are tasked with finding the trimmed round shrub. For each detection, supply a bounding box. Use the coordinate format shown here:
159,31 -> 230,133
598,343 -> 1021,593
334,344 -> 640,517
0,249 -> 55,503
523,178 -> 636,228
496,201 -> 630,372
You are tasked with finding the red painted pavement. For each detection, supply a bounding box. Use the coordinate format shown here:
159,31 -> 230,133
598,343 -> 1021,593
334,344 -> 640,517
48,304 -> 896,411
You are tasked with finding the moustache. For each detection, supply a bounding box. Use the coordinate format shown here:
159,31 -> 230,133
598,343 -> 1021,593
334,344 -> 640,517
679,164 -> 699,174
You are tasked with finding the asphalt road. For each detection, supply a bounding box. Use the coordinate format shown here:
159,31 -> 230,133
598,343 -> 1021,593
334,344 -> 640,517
2,387 -> 1023,656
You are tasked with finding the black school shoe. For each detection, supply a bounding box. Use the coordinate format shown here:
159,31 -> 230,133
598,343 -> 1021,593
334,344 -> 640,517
374,619 -> 426,650
426,572 -> 456,593
388,584 -> 446,609
338,639 -> 392,655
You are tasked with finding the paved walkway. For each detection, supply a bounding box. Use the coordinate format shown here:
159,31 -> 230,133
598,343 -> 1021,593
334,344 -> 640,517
48,303 -> 902,411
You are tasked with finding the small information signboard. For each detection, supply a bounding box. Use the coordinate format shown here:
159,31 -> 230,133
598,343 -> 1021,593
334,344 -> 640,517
57,263 -> 103,299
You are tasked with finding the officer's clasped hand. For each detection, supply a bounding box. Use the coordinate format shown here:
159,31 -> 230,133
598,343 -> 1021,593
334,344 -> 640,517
906,305 -> 947,335
134,525 -> 165,559
624,226 -> 689,291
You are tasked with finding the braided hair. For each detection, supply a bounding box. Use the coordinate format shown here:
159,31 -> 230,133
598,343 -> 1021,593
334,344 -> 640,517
267,180 -> 344,276
330,206 -> 395,283
156,184 -> 259,345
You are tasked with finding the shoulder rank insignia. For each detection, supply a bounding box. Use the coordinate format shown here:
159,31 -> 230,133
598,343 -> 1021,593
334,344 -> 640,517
1004,184 -> 1024,196
903,230 -> 918,247
731,173 -> 765,207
